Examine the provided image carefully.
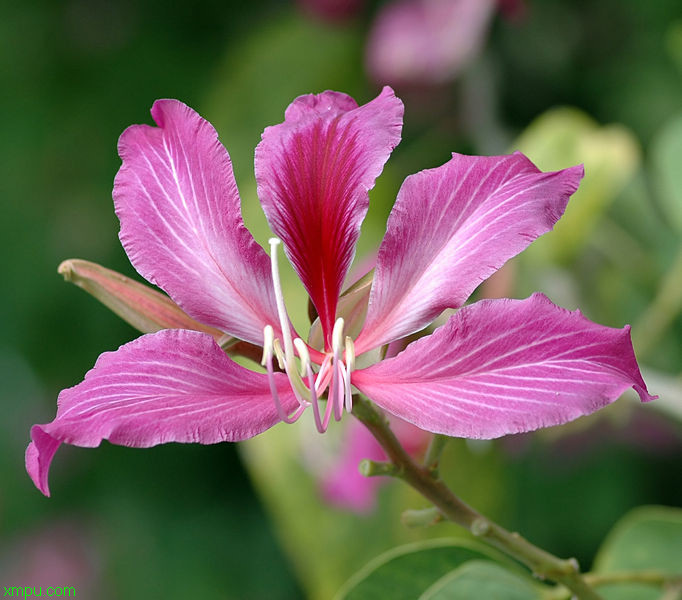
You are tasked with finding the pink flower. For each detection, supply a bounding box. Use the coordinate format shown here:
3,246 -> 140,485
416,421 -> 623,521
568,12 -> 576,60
321,416 -> 429,513
366,0 -> 497,85
26,88 -> 653,496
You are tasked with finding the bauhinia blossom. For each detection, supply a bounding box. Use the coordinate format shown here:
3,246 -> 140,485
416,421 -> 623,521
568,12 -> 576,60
26,87 -> 654,496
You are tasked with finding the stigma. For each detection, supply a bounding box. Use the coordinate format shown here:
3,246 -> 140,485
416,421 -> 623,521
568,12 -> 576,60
262,238 -> 355,433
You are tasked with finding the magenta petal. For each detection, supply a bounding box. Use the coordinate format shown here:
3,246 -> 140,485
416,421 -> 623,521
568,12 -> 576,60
26,329 -> 296,496
352,294 -> 655,439
114,99 -> 281,346
356,153 -> 584,354
255,87 -> 403,348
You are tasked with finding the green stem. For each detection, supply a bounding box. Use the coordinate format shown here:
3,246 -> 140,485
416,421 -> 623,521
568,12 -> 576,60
352,396 -> 603,600
546,571 -> 682,600
585,571 -> 681,588
402,506 -> 444,528
424,434 -> 450,476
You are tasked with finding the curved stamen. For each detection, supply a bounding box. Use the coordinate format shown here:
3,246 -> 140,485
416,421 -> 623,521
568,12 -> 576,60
274,338 -> 310,408
315,354 -> 333,396
262,326 -> 305,424
335,362 -> 348,422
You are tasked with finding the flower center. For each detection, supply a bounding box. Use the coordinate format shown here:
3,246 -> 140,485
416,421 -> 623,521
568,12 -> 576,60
261,238 -> 355,433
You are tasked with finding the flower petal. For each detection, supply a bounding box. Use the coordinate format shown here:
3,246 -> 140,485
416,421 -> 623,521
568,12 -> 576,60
26,329 -> 296,496
352,294 -> 654,439
114,99 -> 281,346
255,87 -> 403,348
355,153 -> 584,353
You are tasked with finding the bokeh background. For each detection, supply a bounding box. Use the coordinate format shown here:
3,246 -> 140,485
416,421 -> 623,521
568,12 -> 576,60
1,0 -> 681,598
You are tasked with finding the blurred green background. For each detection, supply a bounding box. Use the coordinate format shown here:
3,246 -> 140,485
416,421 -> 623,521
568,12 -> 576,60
1,0 -> 681,598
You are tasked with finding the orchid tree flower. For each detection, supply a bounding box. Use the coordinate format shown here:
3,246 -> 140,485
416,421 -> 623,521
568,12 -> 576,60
366,0 -> 497,85
26,87 -> 653,497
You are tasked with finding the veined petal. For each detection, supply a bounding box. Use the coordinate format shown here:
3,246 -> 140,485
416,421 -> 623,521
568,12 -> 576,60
352,294 -> 654,439
255,87 -> 403,349
355,153 -> 583,353
26,329 -> 297,496
114,99 -> 281,346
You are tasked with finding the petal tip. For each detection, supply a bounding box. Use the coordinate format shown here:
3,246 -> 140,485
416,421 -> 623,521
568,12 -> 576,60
149,98 -> 188,128
25,426 -> 60,497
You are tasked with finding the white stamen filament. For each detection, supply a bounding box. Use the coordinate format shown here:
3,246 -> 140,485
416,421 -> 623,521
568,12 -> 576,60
344,336 -> 355,413
314,354 -> 333,395
331,318 -> 346,421
272,337 -> 309,408
293,338 -> 311,377
269,238 -> 295,362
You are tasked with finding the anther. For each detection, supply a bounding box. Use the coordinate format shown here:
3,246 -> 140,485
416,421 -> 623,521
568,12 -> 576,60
261,325 -> 275,366
344,336 -> 355,373
332,318 -> 345,359
273,338 -> 285,370
293,338 -> 311,377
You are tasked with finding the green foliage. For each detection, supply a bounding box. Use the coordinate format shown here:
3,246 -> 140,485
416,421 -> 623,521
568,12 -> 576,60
419,561 -> 541,600
514,107 -> 640,263
335,539 -> 527,600
593,506 -> 682,599
651,113 -> 682,234
337,506 -> 682,600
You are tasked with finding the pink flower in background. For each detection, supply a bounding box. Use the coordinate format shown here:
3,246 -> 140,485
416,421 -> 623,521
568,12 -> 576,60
322,417 -> 429,513
298,0 -> 364,21
321,420 -> 388,513
299,0 -> 524,85
26,87 -> 653,497
366,0 -> 497,85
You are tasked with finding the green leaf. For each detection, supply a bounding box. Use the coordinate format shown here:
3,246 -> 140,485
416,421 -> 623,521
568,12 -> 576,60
335,538 -> 519,600
419,560 -> 542,600
514,107 -> 640,263
592,505 -> 682,599
651,112 -> 682,234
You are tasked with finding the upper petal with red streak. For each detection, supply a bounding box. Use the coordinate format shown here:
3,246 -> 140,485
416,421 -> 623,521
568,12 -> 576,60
255,87 -> 403,348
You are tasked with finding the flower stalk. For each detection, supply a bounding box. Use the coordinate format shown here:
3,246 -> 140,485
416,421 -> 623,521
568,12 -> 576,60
423,433 -> 450,476
352,394 -> 604,600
